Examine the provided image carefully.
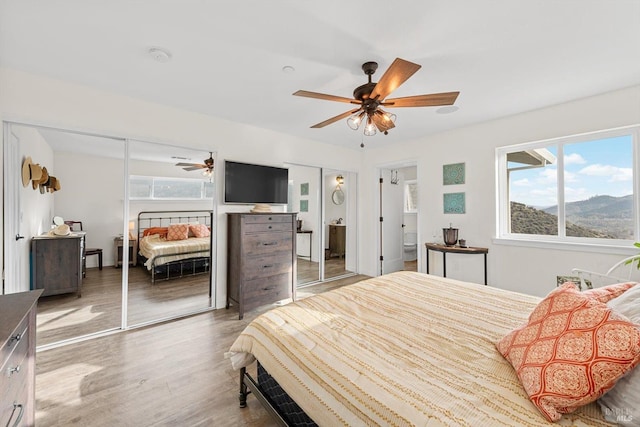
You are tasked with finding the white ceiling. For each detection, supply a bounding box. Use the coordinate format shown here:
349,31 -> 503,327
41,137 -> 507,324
1,1 -> 639,150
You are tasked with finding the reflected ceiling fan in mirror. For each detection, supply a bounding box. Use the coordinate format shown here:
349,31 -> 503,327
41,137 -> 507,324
293,58 -> 459,144
175,152 -> 214,177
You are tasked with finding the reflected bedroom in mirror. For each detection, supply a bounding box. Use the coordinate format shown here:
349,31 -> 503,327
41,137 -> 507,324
5,122 -> 216,348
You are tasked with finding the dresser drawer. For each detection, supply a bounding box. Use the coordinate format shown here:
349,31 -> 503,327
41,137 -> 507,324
0,382 -> 28,427
242,232 -> 293,256
0,329 -> 29,390
244,221 -> 292,234
1,315 -> 28,366
243,215 -> 292,225
243,254 -> 292,280
0,325 -> 30,418
243,273 -> 292,311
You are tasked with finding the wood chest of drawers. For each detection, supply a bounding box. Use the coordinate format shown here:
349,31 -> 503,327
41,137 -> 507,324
31,234 -> 84,297
0,289 -> 42,427
227,213 -> 297,319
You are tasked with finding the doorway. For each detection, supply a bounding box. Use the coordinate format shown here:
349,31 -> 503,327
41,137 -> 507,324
379,163 -> 419,275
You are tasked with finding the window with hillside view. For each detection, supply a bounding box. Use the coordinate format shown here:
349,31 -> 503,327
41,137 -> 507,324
130,175 -> 213,200
498,126 -> 638,243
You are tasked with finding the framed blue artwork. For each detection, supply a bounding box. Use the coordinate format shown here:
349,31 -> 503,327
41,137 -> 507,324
443,192 -> 465,214
300,200 -> 308,212
443,162 -> 465,185
300,182 -> 309,196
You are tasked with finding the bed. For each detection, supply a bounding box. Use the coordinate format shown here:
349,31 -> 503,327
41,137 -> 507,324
227,271 -> 635,426
136,210 -> 212,284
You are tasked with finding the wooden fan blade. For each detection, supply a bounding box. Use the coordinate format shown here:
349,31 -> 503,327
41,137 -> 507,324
175,162 -> 201,167
371,111 -> 396,133
310,108 -> 362,129
369,58 -> 421,101
382,91 -> 460,108
293,90 -> 361,105
182,166 -> 205,171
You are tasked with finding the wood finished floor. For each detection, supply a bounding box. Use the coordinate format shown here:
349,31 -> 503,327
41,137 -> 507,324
36,265 -> 211,347
35,273 -> 370,427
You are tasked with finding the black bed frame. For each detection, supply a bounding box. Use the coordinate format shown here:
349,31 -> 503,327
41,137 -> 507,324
137,210 -> 213,284
239,363 -> 317,427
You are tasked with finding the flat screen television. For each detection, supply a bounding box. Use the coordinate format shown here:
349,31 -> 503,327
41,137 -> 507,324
224,160 -> 289,204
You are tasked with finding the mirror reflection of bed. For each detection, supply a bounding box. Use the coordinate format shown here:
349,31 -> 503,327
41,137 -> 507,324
126,210 -> 212,325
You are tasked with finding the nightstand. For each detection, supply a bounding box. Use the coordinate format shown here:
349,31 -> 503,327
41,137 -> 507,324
114,236 -> 137,267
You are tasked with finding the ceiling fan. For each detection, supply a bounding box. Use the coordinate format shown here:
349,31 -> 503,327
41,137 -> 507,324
175,152 -> 214,177
293,58 -> 459,140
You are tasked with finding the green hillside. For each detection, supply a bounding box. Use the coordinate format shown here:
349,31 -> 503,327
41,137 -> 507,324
510,201 -> 616,238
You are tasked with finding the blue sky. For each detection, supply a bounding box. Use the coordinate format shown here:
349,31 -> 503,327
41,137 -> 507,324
509,135 -> 633,208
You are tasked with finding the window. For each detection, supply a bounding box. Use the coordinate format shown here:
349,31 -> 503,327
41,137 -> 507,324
497,126 -> 639,245
404,180 -> 418,213
129,175 -> 213,200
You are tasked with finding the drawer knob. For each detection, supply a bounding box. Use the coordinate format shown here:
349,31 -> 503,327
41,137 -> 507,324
268,217 -> 272,220
8,365 -> 21,375
262,264 -> 274,269
268,225 -> 272,229
10,333 -> 22,344
262,242 -> 278,246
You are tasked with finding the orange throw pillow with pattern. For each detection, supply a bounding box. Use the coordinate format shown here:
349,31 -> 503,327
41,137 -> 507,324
496,283 -> 640,422
166,223 -> 189,241
189,223 -> 210,238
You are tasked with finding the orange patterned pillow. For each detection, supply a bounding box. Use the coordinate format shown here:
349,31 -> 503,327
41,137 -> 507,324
496,283 -> 640,422
189,223 -> 210,238
166,223 -> 189,241
583,282 -> 636,303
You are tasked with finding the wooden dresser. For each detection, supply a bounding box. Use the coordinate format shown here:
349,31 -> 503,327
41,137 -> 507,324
31,234 -> 84,297
329,224 -> 346,258
227,213 -> 296,319
0,289 -> 42,427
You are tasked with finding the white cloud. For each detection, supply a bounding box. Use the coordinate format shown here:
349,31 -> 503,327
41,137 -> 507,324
564,153 -> 587,165
565,186 -> 591,203
578,164 -> 632,182
512,178 -> 531,186
537,168 -> 557,184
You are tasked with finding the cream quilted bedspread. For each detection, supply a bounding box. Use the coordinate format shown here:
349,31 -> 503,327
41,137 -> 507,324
138,235 -> 210,270
228,271 -> 612,427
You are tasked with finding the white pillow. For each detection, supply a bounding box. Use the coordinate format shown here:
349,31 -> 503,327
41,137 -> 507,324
599,283 -> 640,426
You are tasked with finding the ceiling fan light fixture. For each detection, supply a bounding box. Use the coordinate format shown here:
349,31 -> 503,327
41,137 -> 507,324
363,117 -> 377,136
347,111 -> 365,130
380,109 -> 397,123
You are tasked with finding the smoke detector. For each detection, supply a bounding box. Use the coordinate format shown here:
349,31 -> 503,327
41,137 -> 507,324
148,47 -> 172,63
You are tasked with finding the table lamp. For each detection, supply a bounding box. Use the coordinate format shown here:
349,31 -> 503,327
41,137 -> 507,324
128,221 -> 135,239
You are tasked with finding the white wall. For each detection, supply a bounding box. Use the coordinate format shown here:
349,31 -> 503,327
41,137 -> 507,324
53,150 -> 125,268
14,126 -> 55,291
362,85 -> 640,297
0,67 -> 363,306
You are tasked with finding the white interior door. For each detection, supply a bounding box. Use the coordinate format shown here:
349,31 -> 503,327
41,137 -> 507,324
3,125 -> 26,294
381,169 -> 404,274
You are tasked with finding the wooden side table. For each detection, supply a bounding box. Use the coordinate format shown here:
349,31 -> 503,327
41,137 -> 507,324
114,236 -> 137,267
425,243 -> 489,285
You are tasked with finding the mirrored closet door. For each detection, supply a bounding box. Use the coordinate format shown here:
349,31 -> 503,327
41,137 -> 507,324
5,123 -> 126,347
285,163 -> 322,287
126,141 -> 214,327
323,169 -> 358,280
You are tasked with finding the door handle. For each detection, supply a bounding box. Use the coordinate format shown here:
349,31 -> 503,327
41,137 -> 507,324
15,234 -> 25,241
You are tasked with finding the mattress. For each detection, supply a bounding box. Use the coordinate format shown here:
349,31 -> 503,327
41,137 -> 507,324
227,271 -> 612,426
137,234 -> 210,270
